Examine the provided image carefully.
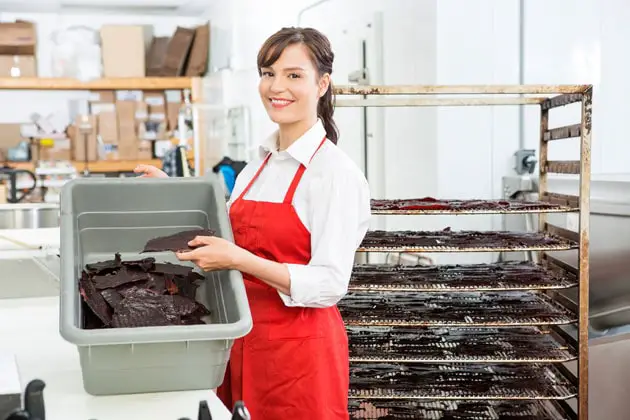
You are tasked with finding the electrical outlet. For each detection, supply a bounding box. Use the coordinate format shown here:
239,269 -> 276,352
566,213 -> 579,231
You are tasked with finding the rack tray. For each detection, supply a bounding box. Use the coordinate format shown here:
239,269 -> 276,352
347,326 -> 576,364
348,398 -> 574,419
348,363 -> 576,400
339,291 -> 576,327
350,261 -> 577,292
371,198 -> 578,215
358,230 -> 578,253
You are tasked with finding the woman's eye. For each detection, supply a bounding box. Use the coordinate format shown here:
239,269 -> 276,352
288,73 -> 300,79
262,71 -> 273,77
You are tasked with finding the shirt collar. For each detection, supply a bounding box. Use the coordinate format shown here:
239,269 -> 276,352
258,119 -> 327,167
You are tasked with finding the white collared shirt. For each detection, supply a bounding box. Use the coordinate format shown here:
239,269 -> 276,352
228,120 -> 371,308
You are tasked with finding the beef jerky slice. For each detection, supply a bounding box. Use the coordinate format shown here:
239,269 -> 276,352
111,297 -> 173,328
173,275 -> 200,300
142,228 -> 216,253
85,253 -> 122,275
79,271 -> 112,325
92,266 -> 151,290
118,285 -> 160,299
100,288 -> 124,309
152,262 -> 193,276
122,257 -> 156,272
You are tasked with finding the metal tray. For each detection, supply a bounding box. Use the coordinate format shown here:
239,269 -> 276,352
347,326 -> 576,364
339,291 -> 576,327
358,230 -> 578,253
350,261 -> 577,292
348,363 -> 577,400
370,198 -> 577,215
347,398 -> 575,419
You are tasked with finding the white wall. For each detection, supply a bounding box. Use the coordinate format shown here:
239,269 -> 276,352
0,12 -> 204,125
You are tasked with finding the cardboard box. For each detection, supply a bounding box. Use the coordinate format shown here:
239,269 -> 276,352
89,90 -> 115,103
71,116 -> 97,162
102,143 -> 119,160
165,90 -> 182,131
146,37 -> 170,76
138,140 -> 152,160
135,101 -> 148,122
36,138 -> 72,161
97,110 -> 119,144
100,25 -> 153,77
0,21 -> 36,55
161,26 -> 195,76
185,22 -> 209,77
116,101 -> 138,160
0,123 -> 24,152
0,55 -> 36,77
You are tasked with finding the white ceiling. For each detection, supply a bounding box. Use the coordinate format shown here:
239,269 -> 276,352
0,0 -> 213,15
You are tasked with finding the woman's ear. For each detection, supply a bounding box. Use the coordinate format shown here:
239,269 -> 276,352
319,73 -> 331,97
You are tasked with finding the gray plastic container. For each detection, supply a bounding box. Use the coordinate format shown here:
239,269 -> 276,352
59,175 -> 252,396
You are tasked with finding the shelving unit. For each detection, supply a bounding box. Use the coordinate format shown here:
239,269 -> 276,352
0,77 -> 206,174
334,84 -> 592,419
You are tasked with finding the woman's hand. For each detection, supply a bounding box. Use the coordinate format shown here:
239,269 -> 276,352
175,236 -> 245,271
134,164 -> 168,178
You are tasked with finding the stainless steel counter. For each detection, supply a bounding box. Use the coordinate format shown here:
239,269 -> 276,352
0,203 -> 59,230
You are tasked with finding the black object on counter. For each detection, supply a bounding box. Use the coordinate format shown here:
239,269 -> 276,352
4,379 -> 46,420
231,402 -> 250,420
0,167 -> 37,203
198,400 -> 211,420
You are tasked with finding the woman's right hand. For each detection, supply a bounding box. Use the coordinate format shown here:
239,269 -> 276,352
134,164 -> 169,178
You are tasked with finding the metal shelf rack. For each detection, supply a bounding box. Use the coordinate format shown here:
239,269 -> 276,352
334,84 -> 592,419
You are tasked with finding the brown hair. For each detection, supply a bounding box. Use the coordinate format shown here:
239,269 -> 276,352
257,27 -> 339,144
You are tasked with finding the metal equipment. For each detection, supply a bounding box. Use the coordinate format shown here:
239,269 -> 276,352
334,84 -> 592,419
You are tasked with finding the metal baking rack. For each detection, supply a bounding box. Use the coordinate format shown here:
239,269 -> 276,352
334,84 -> 591,420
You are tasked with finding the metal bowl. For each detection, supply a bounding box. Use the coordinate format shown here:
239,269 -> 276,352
0,203 -> 60,229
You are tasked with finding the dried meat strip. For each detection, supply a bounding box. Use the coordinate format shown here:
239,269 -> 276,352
122,257 -> 156,272
348,399 -> 568,420
85,253 -> 122,275
92,266 -> 151,290
79,253 -> 210,329
142,229 -> 216,253
361,229 -> 575,250
111,298 -> 173,328
152,262 -> 193,276
371,197 -> 563,212
100,288 -> 124,309
79,271 -> 112,326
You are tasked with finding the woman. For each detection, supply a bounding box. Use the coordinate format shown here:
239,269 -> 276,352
135,27 -> 371,419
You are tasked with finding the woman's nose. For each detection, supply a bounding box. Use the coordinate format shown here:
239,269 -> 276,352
270,76 -> 286,92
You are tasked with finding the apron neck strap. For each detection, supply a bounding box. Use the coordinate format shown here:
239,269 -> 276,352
283,136 -> 327,205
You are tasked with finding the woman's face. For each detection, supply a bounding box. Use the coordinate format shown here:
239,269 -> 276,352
258,43 -> 329,126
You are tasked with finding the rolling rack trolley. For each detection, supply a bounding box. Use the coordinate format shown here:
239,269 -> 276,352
334,84 -> 592,419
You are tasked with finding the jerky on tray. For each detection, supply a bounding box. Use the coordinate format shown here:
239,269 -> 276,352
142,229 -> 217,253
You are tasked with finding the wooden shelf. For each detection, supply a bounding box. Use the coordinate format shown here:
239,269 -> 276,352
0,77 -> 195,90
8,159 -> 166,173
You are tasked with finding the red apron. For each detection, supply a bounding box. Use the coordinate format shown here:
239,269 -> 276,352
217,136 -> 350,419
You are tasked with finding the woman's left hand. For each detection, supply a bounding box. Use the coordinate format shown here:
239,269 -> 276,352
175,236 -> 244,271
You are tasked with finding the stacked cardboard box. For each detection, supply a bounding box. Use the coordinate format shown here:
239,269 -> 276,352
0,20 -> 37,77
101,21 -> 209,78
66,89 -> 185,162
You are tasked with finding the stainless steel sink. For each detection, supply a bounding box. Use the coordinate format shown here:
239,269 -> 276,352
0,203 -> 60,229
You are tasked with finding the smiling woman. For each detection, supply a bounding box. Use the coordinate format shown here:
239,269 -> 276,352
210,27 -> 371,419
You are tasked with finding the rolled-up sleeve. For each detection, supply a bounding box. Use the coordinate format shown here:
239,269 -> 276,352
278,169 -> 371,308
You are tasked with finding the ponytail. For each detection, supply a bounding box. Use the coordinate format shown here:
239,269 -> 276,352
317,82 -> 339,144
